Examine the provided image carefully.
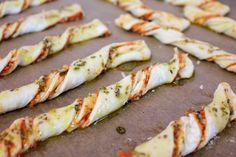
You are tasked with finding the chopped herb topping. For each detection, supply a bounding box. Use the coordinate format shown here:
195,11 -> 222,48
73,59 -> 86,70
115,84 -> 122,97
100,87 -> 109,94
35,78 -> 45,87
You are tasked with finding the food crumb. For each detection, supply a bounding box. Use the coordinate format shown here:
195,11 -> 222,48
199,84 -> 204,90
121,72 -> 126,78
196,60 -> 201,65
151,89 -> 155,93
127,138 -> 132,142
229,138 -> 236,143
147,137 -> 152,140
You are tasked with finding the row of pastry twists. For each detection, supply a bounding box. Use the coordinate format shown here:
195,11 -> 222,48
165,0 -> 230,15
165,0 -> 236,39
0,40 -> 151,114
0,19 -> 110,76
119,82 -> 236,157
0,49 -> 194,157
0,3 -> 83,42
0,0 -> 54,18
105,0 -> 190,31
116,14 -> 236,73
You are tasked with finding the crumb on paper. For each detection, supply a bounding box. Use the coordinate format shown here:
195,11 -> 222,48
147,137 -> 152,140
229,138 -> 236,143
196,60 -> 201,65
127,138 -> 132,142
199,84 -> 204,90
121,72 -> 126,78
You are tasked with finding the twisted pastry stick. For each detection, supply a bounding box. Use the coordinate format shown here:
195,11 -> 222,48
0,19 -> 111,76
164,0 -> 230,15
105,0 -> 190,31
0,0 -> 54,18
184,5 -> 236,39
0,40 -> 151,114
0,51 -> 194,157
0,4 -> 83,42
116,14 -> 236,73
119,82 -> 236,157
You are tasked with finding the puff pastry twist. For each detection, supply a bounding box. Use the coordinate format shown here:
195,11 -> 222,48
184,5 -> 236,39
0,40 -> 151,114
119,82 -> 236,157
0,19 -> 110,76
116,14 -> 236,73
106,0 -> 190,31
0,0 -> 54,18
0,51 -> 194,157
165,0 -> 230,15
0,4 -> 83,42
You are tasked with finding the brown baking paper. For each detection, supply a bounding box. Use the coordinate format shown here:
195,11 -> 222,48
0,0 -> 236,156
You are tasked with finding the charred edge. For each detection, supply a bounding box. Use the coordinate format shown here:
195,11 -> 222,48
28,76 -> 48,107
19,119 -> 26,153
194,15 -> 220,24
130,66 -> 151,100
5,140 -> 14,157
10,20 -> 22,39
225,62 -> 236,69
102,30 -> 111,37
48,67 -> 69,98
2,23 -> 10,40
130,73 -> 136,90
0,51 -> 18,76
174,54 -> 186,81
198,1 -> 217,9
63,28 -> 73,50
131,22 -> 146,34
140,6 -> 155,21
131,22 -> 159,35
178,53 -> 186,70
22,0 -> 30,11
107,41 -> 139,67
78,92 -> 99,128
67,98 -> 84,131
207,54 -> 232,61
195,110 -> 207,150
109,41 -> 138,57
60,11 -> 83,23
172,120 -> 183,157
35,44 -> 49,63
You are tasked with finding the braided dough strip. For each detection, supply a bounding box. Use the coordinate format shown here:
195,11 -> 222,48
0,51 -> 194,157
184,5 -> 236,39
105,0 -> 190,31
0,4 -> 83,42
119,82 -> 236,157
0,0 -> 54,18
115,14 -> 236,73
0,40 -> 151,114
165,0 -> 230,15
0,19 -> 111,76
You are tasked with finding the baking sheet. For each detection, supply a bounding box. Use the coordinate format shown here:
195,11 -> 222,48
0,0 -> 236,156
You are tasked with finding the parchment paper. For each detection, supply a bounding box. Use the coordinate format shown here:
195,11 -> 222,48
0,0 -> 236,156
